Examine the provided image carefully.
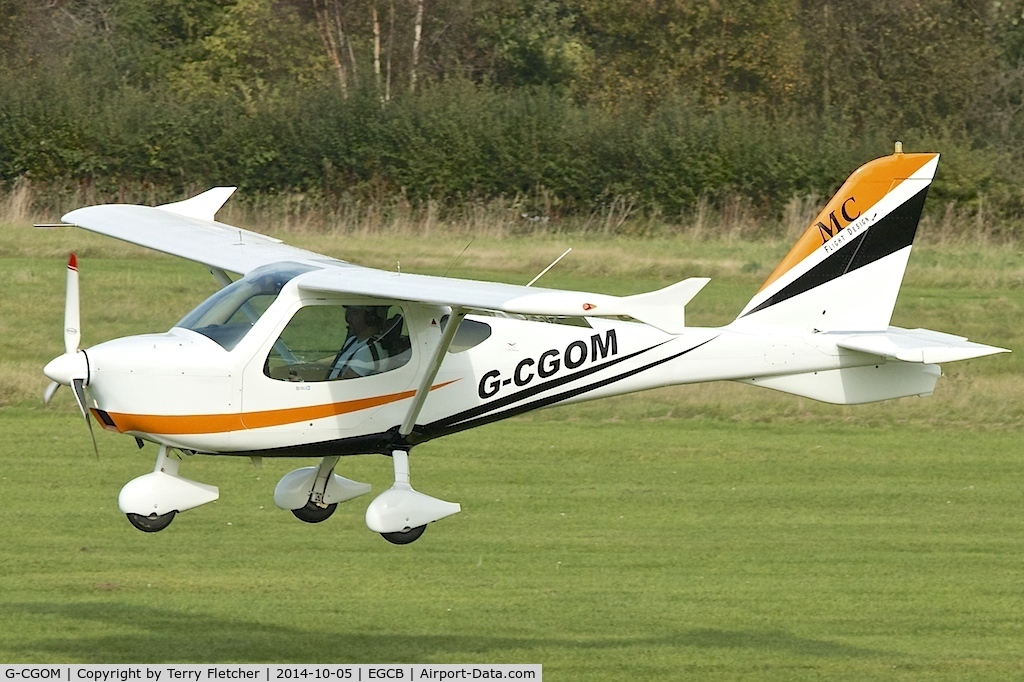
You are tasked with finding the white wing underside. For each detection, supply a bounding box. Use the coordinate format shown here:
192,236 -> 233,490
62,191 -> 708,333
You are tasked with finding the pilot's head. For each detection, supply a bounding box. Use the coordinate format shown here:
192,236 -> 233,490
254,273 -> 285,295
346,306 -> 386,333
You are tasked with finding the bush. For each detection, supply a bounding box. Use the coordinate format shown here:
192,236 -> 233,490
2,72 -> 1022,240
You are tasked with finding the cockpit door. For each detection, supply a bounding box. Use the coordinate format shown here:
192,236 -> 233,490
239,299 -> 420,446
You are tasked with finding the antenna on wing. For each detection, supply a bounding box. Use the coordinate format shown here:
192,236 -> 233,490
442,237 -> 475,277
527,248 -> 572,287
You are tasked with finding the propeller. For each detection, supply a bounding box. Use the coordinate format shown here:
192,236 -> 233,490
43,254 -> 99,456
64,253 -> 81,354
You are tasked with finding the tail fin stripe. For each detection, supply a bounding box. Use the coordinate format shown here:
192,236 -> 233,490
845,186 -> 928,270
739,186 -> 928,318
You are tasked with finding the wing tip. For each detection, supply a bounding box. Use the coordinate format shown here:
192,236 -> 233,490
158,187 -> 238,222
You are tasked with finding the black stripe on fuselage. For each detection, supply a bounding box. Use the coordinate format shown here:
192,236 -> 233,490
741,186 -> 929,318
419,335 -> 718,439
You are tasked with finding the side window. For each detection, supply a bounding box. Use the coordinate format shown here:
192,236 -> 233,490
264,304 -> 411,382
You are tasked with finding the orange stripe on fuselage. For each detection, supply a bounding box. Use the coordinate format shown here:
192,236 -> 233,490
94,380 -> 458,436
757,152 -> 937,294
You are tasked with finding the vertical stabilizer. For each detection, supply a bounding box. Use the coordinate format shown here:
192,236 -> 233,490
733,149 -> 938,332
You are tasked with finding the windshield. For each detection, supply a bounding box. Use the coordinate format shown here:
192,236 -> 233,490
176,262 -> 316,350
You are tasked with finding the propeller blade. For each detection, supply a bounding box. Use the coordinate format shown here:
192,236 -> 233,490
64,254 -> 81,355
43,381 -> 60,404
44,255 -> 95,455
70,376 -> 88,420
72,377 -> 99,458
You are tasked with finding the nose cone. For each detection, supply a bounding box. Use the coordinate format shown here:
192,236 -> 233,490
44,351 -> 89,385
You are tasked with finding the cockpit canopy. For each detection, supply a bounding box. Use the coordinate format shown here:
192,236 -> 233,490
176,262 -> 316,350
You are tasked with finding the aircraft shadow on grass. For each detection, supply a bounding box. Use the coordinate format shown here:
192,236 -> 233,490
2,602 -> 885,663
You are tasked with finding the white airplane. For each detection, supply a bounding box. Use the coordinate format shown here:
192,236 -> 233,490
43,146 -> 1008,543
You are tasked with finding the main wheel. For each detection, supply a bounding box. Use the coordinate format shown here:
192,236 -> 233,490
380,525 -> 426,545
291,500 -> 338,523
126,511 -> 176,532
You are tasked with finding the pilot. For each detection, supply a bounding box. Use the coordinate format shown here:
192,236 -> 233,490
328,306 -> 388,380
251,270 -> 288,296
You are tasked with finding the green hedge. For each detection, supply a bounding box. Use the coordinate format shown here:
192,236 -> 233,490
1,72 -> 1020,232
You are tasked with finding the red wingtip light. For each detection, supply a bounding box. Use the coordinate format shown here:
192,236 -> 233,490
68,253 -> 78,270
582,303 -> 596,311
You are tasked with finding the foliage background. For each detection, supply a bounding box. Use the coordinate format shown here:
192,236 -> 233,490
2,0 -> 1024,237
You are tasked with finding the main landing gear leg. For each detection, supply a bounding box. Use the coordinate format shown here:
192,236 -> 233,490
274,456 -> 371,523
294,455 -> 340,522
365,449 -> 461,545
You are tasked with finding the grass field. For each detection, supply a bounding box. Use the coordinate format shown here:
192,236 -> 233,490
0,219 -> 1021,678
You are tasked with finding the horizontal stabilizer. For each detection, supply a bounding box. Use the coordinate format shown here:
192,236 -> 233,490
835,327 -> 1009,364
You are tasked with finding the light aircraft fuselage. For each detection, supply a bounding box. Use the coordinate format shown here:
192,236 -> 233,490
41,148 -> 1008,542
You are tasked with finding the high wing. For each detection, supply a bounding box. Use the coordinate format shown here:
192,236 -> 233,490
297,269 -> 708,334
61,188 -> 708,334
62,187 -> 340,275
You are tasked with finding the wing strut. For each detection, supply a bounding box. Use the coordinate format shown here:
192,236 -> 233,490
208,267 -> 232,288
365,308 -> 468,542
399,307 -> 467,438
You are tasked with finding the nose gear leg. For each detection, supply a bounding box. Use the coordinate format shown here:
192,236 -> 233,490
119,445 -> 219,532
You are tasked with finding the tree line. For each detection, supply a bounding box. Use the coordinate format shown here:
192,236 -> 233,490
1,0 -> 1023,235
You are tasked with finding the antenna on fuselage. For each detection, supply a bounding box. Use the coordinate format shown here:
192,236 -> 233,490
526,248 -> 572,287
